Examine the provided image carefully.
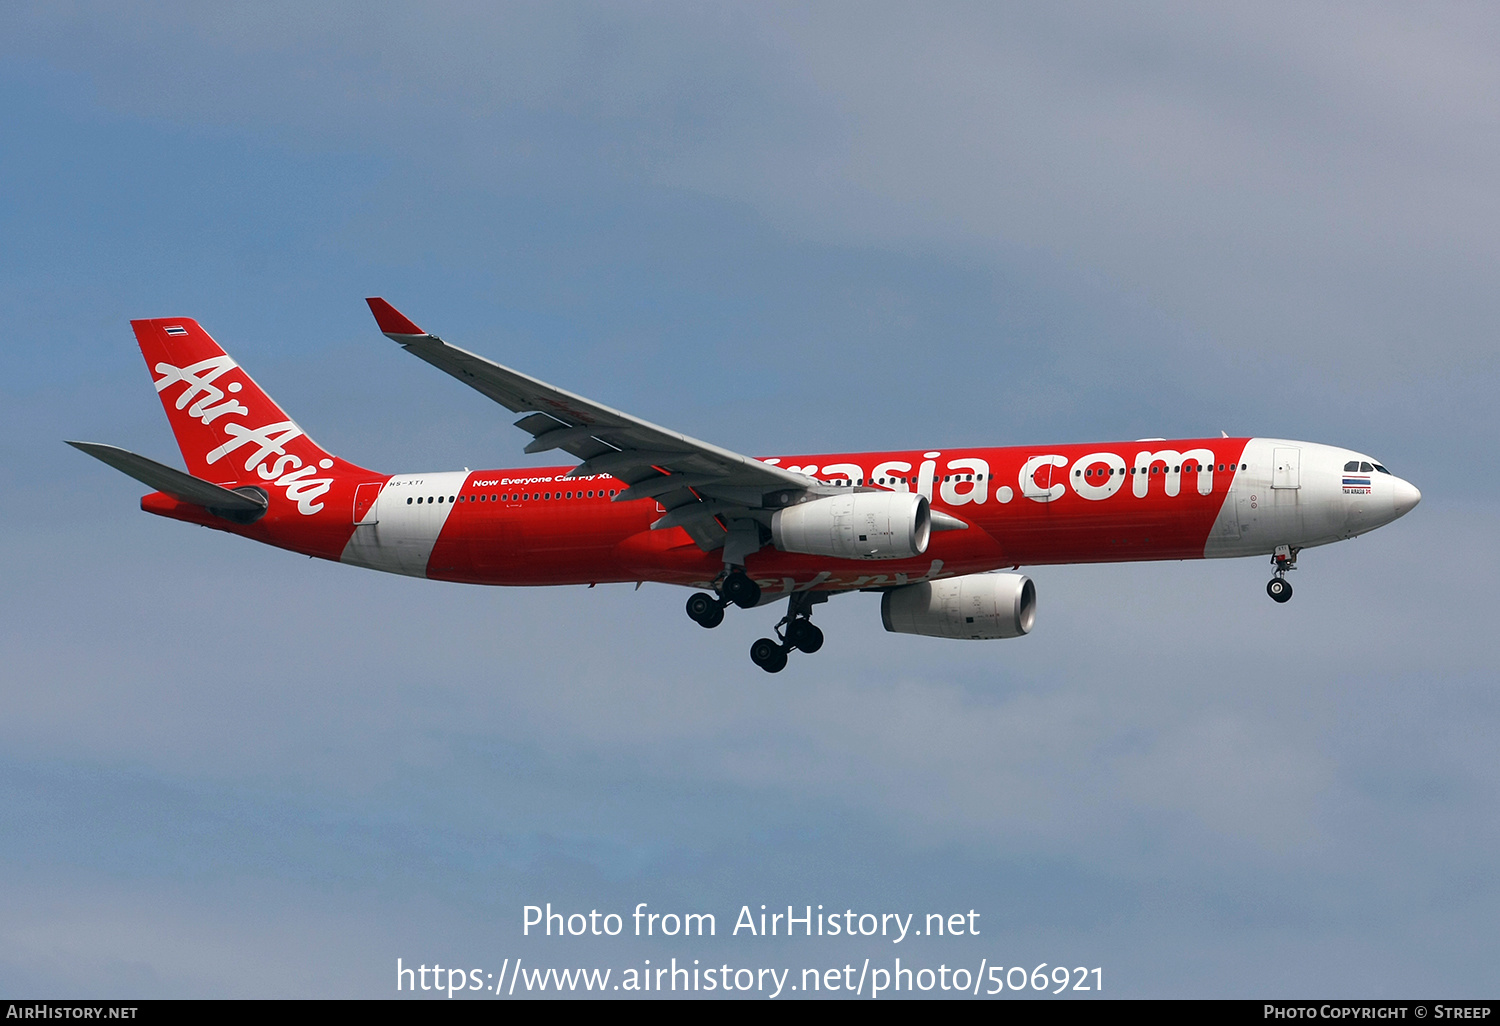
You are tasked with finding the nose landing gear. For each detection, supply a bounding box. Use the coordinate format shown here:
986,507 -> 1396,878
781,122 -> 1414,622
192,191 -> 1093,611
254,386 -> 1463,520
749,592 -> 828,673
1266,545 -> 1298,604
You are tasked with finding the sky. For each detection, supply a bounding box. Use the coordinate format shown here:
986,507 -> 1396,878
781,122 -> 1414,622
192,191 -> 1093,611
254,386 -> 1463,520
1,1 -> 1496,999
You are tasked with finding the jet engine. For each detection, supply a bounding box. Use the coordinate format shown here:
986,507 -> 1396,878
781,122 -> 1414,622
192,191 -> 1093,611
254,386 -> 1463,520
771,492 -> 930,560
881,573 -> 1035,640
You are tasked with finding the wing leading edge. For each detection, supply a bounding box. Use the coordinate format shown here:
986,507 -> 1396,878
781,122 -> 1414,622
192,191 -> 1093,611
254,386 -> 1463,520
365,298 -> 817,553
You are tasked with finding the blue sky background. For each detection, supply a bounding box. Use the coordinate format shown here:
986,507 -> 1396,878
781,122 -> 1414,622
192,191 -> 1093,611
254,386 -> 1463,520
1,2 -> 1496,997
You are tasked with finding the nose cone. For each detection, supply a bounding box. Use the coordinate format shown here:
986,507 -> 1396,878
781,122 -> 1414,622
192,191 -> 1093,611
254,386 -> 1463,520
1392,478 -> 1421,519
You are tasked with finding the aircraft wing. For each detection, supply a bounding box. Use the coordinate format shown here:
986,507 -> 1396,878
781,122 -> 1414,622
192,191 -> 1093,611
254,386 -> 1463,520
366,298 -> 816,551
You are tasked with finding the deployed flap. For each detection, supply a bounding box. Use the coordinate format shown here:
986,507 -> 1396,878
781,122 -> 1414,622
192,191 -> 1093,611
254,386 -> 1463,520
366,298 -> 816,551
67,441 -> 268,512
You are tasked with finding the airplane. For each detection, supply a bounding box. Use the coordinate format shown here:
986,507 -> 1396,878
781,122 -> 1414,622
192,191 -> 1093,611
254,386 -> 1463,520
69,298 -> 1422,672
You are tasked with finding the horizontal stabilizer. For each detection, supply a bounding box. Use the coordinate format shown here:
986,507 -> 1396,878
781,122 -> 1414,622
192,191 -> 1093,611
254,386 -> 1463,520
66,441 -> 268,512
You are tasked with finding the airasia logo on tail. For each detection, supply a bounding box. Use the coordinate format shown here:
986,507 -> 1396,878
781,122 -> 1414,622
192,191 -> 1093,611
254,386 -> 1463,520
153,356 -> 334,515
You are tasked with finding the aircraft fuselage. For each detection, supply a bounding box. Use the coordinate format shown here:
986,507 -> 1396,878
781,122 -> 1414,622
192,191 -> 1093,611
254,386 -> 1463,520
143,436 -> 1419,595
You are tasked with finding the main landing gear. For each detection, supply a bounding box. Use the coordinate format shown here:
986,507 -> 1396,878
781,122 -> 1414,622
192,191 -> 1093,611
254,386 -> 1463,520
686,573 -> 827,672
685,568 -> 762,628
749,593 -> 826,674
1266,545 -> 1299,604
685,591 -> 724,628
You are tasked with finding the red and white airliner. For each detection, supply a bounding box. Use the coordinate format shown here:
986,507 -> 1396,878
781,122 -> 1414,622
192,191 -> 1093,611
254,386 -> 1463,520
71,298 -> 1421,672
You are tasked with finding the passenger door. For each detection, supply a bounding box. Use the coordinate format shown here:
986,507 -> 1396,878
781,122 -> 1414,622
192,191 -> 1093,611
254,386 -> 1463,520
1272,447 -> 1301,490
352,482 -> 382,525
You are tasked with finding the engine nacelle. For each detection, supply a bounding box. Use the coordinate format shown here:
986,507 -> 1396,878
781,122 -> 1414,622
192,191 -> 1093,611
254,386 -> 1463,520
881,573 -> 1036,640
771,492 -> 930,560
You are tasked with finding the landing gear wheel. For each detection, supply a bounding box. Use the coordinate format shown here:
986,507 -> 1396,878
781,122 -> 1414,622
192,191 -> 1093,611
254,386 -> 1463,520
1267,578 -> 1293,603
722,571 -> 761,609
750,637 -> 788,673
686,592 -> 724,628
786,619 -> 824,653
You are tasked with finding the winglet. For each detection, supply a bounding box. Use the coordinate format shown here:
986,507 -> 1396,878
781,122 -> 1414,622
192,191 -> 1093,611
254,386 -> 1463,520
365,297 -> 427,337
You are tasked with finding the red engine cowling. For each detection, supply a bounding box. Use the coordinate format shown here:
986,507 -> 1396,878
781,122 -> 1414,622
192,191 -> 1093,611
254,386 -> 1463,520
881,573 -> 1036,640
771,492 -> 930,560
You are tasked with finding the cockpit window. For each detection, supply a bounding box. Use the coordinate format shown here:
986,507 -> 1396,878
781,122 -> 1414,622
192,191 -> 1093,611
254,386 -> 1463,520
1373,463 -> 1391,474
1344,460 -> 1359,472
1359,461 -> 1374,473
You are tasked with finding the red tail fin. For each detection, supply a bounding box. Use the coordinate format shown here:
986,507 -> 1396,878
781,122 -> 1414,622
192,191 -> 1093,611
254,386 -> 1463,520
132,318 -> 347,499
